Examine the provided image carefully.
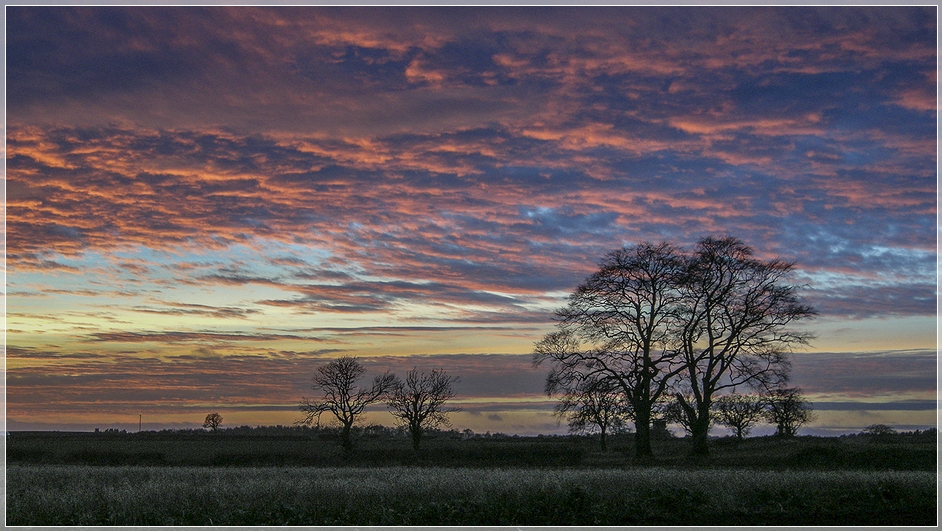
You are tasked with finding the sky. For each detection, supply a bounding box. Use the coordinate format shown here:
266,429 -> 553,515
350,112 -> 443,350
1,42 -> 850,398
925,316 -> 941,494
5,6 -> 938,436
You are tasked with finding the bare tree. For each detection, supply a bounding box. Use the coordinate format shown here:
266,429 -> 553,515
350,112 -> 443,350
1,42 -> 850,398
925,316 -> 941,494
553,375 -> 630,451
660,395 -> 694,437
536,237 -> 814,458
386,368 -> 460,451
297,356 -> 397,452
203,412 -> 223,432
862,423 -> 897,437
674,237 -> 815,456
534,242 -> 686,458
712,392 -> 766,440
765,387 -> 815,437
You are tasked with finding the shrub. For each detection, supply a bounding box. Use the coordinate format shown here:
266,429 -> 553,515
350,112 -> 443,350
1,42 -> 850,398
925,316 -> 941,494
862,424 -> 897,437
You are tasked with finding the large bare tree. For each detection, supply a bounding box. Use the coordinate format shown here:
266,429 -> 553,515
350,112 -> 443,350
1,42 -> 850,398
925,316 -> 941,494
386,368 -> 460,451
298,356 -> 396,452
536,237 -> 814,458
534,242 -> 686,458
674,237 -> 815,456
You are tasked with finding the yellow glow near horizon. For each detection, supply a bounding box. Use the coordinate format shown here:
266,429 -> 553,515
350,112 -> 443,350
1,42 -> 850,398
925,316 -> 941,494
798,315 -> 937,352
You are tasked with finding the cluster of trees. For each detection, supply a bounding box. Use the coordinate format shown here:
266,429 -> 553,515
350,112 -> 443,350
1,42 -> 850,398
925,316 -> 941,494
297,357 -> 460,452
664,388 -> 815,440
534,237 -> 816,458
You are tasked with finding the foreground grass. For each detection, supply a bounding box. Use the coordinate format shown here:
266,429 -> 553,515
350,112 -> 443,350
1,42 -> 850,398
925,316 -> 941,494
7,465 -> 936,526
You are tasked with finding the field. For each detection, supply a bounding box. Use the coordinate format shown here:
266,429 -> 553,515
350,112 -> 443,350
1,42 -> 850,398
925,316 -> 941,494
5,428 -> 938,526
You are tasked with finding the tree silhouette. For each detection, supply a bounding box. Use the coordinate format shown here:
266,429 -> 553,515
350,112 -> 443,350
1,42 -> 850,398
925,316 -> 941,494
203,412 -> 223,432
553,375 -> 630,451
534,242 -> 686,458
712,392 -> 766,440
297,356 -> 397,452
537,236 -> 814,458
674,237 -> 815,456
386,368 -> 460,452
862,423 -> 897,437
660,394 -> 695,436
765,387 -> 815,437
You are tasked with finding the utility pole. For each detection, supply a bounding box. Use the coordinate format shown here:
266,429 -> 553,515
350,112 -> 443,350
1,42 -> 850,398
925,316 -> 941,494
139,414 -> 142,432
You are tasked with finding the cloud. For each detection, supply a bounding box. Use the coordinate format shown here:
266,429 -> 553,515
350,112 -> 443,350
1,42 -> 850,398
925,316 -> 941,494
804,283 -> 936,319
4,350 -> 547,422
130,302 -> 261,320
812,400 -> 935,411
6,6 -> 935,433
85,331 -> 316,344
8,120 -> 933,319
790,350 -> 937,400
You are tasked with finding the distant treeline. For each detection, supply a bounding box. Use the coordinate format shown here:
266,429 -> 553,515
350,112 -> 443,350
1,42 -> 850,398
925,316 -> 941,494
70,423 -> 938,442
81,424 -> 528,440
7,427 -> 936,470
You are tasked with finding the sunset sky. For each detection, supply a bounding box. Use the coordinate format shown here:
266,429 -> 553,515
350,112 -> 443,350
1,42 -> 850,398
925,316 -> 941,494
5,6 -> 937,436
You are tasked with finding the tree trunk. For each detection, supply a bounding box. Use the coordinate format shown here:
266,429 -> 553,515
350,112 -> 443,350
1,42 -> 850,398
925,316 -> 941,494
599,426 -> 607,452
341,423 -> 353,453
634,410 -> 653,458
688,408 -> 711,457
411,429 -> 422,452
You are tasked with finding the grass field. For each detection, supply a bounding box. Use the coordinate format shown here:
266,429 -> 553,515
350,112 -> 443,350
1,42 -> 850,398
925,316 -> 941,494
6,465 -> 936,526
5,428 -> 938,525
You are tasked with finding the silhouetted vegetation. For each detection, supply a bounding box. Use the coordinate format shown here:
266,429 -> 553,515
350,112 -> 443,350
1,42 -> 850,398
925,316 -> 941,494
297,356 -> 397,452
551,375 -> 630,451
387,367 -> 460,451
862,423 -> 897,437
535,241 -> 686,459
535,237 -> 816,459
202,412 -> 223,431
765,387 -> 815,436
711,392 -> 766,440
673,238 -> 815,456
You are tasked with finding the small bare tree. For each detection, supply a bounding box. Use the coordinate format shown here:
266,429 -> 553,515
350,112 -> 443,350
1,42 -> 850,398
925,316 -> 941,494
862,424 -> 897,437
552,375 -> 630,451
298,356 -> 397,452
387,368 -> 460,451
712,392 -> 766,440
660,395 -> 694,437
203,412 -> 223,432
765,387 -> 815,437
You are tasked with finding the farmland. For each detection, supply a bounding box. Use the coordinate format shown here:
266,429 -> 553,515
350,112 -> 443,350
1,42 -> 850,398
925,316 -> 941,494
5,428 -> 937,525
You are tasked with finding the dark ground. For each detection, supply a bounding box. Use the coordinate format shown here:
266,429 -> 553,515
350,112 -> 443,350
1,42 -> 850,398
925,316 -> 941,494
6,425 -> 937,470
